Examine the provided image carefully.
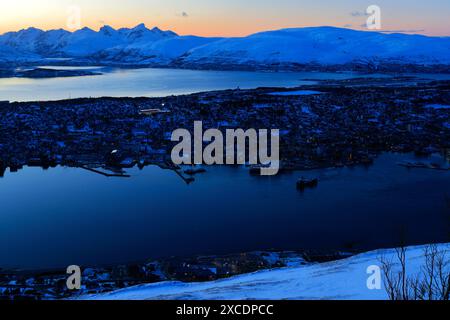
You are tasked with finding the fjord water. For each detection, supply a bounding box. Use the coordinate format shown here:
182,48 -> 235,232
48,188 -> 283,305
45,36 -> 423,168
0,67 -> 389,102
2,67 -> 450,102
0,153 -> 449,269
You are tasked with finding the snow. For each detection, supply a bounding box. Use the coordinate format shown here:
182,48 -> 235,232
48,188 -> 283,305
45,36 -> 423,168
1,26 -> 449,67
301,106 -> 314,114
0,23 -> 179,61
425,104 -> 450,110
109,35 -> 220,63
183,27 -> 450,66
82,243 -> 449,300
269,90 -> 323,96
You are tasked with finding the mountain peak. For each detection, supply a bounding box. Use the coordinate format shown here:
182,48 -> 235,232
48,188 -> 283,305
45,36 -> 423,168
1,25 -> 448,67
20,27 -> 44,34
151,26 -> 178,37
79,27 -> 95,33
132,23 -> 148,31
100,25 -> 116,36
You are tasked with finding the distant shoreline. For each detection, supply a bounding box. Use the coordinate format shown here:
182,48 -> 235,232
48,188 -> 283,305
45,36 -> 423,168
2,61 -> 450,76
0,67 -> 102,79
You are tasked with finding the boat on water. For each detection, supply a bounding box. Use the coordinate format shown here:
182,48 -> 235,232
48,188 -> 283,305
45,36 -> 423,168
296,177 -> 319,190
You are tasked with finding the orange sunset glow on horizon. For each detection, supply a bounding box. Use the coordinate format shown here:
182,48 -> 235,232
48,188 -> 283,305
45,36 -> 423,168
0,0 -> 449,37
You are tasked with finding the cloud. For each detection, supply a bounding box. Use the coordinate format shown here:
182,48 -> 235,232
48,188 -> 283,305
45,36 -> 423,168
350,10 -> 368,17
177,11 -> 189,18
357,23 -> 426,34
378,29 -> 425,34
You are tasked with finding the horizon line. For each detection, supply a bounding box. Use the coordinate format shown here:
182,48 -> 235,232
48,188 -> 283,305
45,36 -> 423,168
1,24 -> 448,38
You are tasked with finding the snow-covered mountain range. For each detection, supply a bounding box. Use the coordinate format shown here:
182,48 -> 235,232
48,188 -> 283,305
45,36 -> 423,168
1,24 -> 450,70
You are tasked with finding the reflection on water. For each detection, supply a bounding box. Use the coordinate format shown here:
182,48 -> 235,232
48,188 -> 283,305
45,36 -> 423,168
37,66 -> 106,71
0,153 -> 448,269
1,67 -> 449,103
0,67 -> 394,102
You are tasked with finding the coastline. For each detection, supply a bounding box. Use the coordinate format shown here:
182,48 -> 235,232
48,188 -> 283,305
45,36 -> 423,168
2,243 -> 447,300
1,77 -> 449,301
0,67 -> 102,79
82,243 -> 450,301
0,248 -> 357,300
2,62 -> 450,80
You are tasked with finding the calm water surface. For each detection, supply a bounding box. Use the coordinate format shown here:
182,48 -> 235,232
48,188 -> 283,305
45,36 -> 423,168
1,68 -> 450,269
0,67 -> 394,102
0,153 -> 449,269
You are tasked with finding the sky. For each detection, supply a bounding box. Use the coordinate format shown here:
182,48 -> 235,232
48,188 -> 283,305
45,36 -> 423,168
0,0 -> 449,37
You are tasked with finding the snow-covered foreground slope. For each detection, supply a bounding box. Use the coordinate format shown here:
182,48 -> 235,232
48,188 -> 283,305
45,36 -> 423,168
1,25 -> 449,69
84,243 -> 449,300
